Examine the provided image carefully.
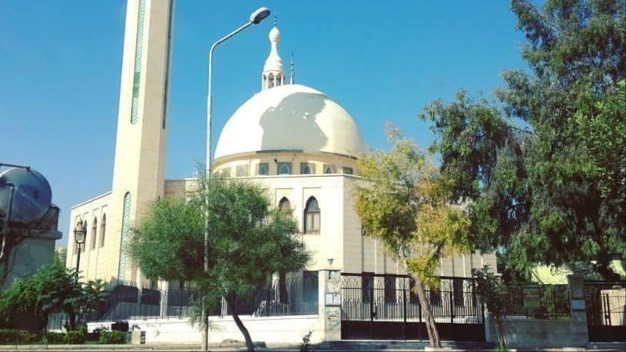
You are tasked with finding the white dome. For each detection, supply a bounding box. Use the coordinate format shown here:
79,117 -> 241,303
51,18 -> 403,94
214,84 -> 366,159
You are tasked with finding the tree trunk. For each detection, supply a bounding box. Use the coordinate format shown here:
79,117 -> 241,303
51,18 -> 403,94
226,295 -> 255,352
495,316 -> 506,348
201,306 -> 209,352
68,312 -> 77,331
414,278 -> 441,348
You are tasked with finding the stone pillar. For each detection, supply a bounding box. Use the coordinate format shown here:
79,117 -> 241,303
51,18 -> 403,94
159,279 -> 169,318
568,274 -> 587,321
136,267 -> 143,306
321,269 -> 341,341
567,274 -> 589,346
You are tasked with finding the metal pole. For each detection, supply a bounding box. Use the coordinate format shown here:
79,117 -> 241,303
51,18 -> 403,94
403,278 -> 407,340
205,21 -> 253,176
202,20 -> 254,352
75,243 -> 81,281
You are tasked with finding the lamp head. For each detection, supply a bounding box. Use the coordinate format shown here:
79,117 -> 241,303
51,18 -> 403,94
250,7 -> 271,24
74,220 -> 87,245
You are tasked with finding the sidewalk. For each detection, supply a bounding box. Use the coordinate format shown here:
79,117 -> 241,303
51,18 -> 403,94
0,341 -> 624,352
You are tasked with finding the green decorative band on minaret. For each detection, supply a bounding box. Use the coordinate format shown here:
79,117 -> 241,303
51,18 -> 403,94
161,0 -> 174,130
130,0 -> 146,124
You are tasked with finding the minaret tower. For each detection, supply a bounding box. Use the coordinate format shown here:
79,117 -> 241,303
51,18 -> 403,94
261,22 -> 284,90
108,0 -> 175,283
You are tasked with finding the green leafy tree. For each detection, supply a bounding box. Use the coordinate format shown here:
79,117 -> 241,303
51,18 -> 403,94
421,0 -> 625,278
55,247 -> 67,266
0,258 -> 107,332
354,132 -> 471,348
473,266 -> 508,349
129,176 -> 309,352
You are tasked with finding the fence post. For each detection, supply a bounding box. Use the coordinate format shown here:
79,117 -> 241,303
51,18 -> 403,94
159,280 -> 169,318
567,274 -> 589,347
403,278 -> 407,340
449,288 -> 454,324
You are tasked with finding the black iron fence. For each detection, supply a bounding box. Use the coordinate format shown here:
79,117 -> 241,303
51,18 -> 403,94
90,275 -> 319,322
341,274 -> 483,324
584,280 -> 626,342
499,284 -> 571,319
340,274 -> 485,340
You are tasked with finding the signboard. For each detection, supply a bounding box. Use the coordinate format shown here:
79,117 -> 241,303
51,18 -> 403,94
325,293 -> 341,306
523,285 -> 541,309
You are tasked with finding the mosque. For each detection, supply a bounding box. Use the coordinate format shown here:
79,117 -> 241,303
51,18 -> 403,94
68,0 -> 494,343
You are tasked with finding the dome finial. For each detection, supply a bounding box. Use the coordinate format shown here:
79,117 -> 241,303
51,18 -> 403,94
261,22 -> 284,91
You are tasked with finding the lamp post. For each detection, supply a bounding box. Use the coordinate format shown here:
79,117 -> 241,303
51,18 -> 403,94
202,7 -> 270,351
74,219 -> 86,281
205,6 -> 271,176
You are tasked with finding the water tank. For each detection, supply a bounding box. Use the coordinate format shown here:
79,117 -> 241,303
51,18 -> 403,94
0,167 -> 52,225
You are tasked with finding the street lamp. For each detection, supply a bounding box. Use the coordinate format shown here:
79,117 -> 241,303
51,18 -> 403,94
205,6 -> 271,176
202,7 -> 270,351
74,219 -> 86,280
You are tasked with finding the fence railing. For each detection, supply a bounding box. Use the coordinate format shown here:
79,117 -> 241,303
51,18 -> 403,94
499,284 -> 571,319
91,275 -> 320,322
584,281 -> 626,327
341,274 -> 483,324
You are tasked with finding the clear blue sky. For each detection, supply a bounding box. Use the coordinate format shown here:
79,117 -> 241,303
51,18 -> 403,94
0,1 -> 528,247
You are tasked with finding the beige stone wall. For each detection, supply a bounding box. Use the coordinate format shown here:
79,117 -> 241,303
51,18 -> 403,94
66,192 -> 112,281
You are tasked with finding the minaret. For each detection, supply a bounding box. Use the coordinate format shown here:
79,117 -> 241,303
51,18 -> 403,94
261,23 -> 284,90
108,0 -> 175,284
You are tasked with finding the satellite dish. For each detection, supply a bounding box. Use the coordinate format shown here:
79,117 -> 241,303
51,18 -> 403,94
0,167 -> 52,225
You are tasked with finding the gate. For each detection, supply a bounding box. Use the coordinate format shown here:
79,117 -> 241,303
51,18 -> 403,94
584,280 -> 626,342
341,274 -> 484,341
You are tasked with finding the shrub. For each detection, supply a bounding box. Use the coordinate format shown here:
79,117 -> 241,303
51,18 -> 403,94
63,330 -> 86,344
43,332 -> 65,344
99,330 -> 126,344
0,329 -> 35,344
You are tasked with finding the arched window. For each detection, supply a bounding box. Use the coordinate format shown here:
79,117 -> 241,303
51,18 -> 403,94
278,163 -> 291,175
118,192 -> 131,281
279,197 -> 291,212
325,166 -> 334,174
100,214 -> 106,247
304,197 -> 320,234
302,165 -> 312,175
258,163 -> 269,176
72,218 -> 82,256
91,218 -> 97,250
236,165 -> 249,177
82,220 -> 88,253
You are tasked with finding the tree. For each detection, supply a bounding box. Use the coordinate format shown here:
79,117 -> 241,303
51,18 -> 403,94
56,247 -> 67,266
421,0 -> 625,278
473,266 -> 508,349
0,258 -> 108,332
354,132 -> 471,348
129,176 -> 309,352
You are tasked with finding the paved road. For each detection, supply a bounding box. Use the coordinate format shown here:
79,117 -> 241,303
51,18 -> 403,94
0,341 -> 624,352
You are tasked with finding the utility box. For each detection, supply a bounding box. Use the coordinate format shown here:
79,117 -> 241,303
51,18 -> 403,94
131,330 -> 146,344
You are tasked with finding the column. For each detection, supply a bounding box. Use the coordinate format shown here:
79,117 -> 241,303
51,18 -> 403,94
567,274 -> 589,347
321,269 -> 341,341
